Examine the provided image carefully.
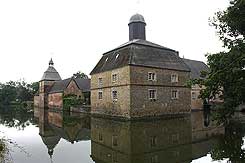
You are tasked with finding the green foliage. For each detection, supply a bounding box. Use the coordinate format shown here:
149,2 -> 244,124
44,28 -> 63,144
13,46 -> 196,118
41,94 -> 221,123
194,0 -> 245,119
73,71 -> 89,79
0,80 -> 39,107
63,94 -> 82,111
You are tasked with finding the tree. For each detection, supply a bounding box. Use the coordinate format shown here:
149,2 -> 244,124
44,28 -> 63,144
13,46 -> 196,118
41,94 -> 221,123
73,71 -> 89,79
195,0 -> 245,120
0,80 -> 39,107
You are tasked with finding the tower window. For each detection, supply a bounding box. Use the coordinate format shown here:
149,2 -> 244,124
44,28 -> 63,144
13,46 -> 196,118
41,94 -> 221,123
98,91 -> 103,100
112,74 -> 118,83
112,90 -> 118,101
98,78 -> 103,87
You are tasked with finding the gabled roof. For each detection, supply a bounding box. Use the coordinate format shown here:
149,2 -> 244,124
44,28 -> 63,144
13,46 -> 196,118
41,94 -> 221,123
182,58 -> 209,79
90,39 -> 190,75
48,77 -> 91,94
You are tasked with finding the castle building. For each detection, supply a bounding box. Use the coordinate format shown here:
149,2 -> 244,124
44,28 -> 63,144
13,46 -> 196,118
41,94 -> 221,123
90,14 -> 191,119
34,59 -> 90,108
182,59 -> 209,110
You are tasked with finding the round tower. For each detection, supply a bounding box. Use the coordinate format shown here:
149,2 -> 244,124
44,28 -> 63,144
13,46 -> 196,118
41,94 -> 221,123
128,13 -> 146,41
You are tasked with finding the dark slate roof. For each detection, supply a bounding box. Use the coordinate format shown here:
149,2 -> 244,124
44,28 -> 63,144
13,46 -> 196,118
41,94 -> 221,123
90,39 -> 190,75
48,78 -> 91,93
41,66 -> 62,81
182,58 -> 209,79
129,13 -> 146,24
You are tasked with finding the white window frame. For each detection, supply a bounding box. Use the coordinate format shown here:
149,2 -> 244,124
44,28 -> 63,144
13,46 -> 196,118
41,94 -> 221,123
148,89 -> 157,100
171,74 -> 178,83
98,77 -> 103,87
98,91 -> 103,100
112,73 -> 118,83
171,90 -> 179,99
112,90 -> 118,101
148,72 -> 156,81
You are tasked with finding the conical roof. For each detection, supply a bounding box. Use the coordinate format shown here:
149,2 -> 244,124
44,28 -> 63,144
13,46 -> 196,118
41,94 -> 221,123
41,59 -> 62,81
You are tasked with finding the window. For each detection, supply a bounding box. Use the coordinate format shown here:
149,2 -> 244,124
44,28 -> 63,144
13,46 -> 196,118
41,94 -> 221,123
112,74 -> 118,83
149,89 -> 157,100
112,136 -> 118,146
171,74 -> 178,83
98,91 -> 103,100
151,155 -> 159,163
112,90 -> 118,101
150,136 -> 157,147
99,133 -> 103,141
171,90 -> 179,99
148,72 -> 156,81
192,92 -> 197,99
172,133 -> 179,143
98,78 -> 103,87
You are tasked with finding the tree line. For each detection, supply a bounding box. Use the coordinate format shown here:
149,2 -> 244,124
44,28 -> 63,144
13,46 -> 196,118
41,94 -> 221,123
0,80 -> 39,107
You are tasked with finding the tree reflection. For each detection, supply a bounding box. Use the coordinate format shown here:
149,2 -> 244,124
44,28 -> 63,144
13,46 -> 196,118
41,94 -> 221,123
0,105 -> 34,130
210,121 -> 245,162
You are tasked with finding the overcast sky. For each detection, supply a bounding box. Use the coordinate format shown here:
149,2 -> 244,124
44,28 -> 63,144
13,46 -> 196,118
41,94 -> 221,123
0,0 -> 230,83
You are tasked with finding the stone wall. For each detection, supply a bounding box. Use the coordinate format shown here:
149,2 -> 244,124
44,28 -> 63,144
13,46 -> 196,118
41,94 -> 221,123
130,66 -> 191,117
91,65 -> 191,118
191,84 -> 204,110
130,65 -> 190,86
130,86 -> 191,117
91,66 -> 131,118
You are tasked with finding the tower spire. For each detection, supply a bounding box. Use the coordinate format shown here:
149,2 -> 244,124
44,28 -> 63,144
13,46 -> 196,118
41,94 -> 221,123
49,58 -> 54,66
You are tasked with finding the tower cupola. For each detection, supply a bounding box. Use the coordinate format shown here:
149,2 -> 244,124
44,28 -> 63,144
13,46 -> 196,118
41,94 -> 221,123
128,13 -> 146,41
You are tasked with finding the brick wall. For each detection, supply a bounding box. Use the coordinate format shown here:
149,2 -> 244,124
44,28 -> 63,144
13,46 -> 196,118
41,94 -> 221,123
64,80 -> 83,97
48,93 -> 63,108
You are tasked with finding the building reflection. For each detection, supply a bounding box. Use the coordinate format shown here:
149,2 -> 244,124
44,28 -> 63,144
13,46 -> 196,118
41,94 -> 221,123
35,107 -> 225,162
36,108 -> 91,159
90,111 -> 225,163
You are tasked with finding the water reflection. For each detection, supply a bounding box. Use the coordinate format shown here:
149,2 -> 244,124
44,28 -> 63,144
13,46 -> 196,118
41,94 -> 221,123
37,108 -> 90,159
3,106 -> 243,163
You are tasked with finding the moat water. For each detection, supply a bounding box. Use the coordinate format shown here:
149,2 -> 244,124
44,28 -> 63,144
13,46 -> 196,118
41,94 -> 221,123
0,108 -> 245,163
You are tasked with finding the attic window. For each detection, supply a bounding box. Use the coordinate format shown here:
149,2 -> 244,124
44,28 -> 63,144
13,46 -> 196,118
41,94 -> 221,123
105,57 -> 108,62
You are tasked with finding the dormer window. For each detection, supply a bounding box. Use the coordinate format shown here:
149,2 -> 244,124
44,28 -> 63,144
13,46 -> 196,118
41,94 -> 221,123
148,72 -> 156,81
171,74 -> 178,83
